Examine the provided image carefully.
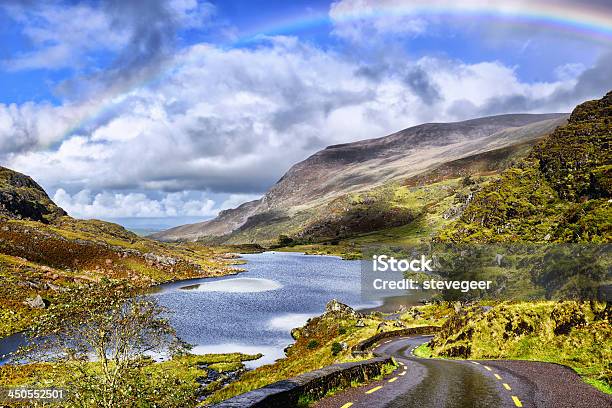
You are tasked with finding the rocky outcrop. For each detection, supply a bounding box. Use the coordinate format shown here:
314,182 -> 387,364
438,91 -> 611,243
290,300 -> 363,341
324,299 -> 362,318
0,166 -> 67,223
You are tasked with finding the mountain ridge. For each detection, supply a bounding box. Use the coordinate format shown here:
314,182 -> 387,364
152,112 -> 568,242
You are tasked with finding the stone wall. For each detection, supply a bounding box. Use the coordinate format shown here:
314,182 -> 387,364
211,356 -> 393,407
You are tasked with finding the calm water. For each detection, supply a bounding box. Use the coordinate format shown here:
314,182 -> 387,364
153,251 -> 377,367
1,252 -> 379,367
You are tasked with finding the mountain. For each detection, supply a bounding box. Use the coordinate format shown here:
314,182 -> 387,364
152,113 -> 568,243
0,166 -> 67,223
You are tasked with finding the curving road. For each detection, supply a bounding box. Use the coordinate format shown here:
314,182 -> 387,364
314,335 -> 612,408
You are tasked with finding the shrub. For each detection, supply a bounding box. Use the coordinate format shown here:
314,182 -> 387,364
331,342 -> 343,356
306,340 -> 319,349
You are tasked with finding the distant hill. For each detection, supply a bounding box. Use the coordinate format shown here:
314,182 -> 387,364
152,113 -> 568,243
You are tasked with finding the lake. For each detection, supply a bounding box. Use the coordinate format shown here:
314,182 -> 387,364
1,251 -> 384,367
153,251 -> 378,367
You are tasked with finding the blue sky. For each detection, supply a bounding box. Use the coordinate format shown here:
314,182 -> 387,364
0,0 -> 610,229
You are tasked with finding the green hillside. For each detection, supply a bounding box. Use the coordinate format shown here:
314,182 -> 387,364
438,91 -> 611,243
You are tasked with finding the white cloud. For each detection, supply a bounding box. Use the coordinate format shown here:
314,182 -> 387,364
2,30 -> 608,218
2,0 -> 215,72
554,63 -> 587,81
170,0 -> 216,29
2,3 -> 127,71
53,189 -> 223,219
330,0 -> 429,43
0,101 -> 95,154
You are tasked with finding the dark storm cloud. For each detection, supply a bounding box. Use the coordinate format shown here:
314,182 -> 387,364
403,67 -> 441,104
549,52 -> 612,103
104,1 -> 175,72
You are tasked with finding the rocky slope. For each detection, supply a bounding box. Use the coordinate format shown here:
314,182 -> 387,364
153,113 -> 567,243
438,91 -> 611,243
0,166 -> 66,223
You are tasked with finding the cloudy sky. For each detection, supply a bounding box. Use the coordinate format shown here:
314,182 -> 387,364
0,0 -> 611,230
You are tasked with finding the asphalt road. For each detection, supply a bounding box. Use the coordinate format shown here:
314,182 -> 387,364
314,335 -> 612,408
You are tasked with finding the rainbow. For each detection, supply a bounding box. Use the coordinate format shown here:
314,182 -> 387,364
247,1 -> 612,43
61,0 -> 612,140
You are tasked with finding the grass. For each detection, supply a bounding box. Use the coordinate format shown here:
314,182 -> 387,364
0,352 -> 261,406
428,301 -> 612,394
413,343 -> 433,358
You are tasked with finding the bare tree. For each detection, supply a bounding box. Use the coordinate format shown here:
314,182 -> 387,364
22,280 -> 193,408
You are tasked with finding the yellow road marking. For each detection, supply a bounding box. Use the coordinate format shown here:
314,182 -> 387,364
484,366 -> 492,371
388,377 -> 398,383
399,371 -> 407,376
494,374 -> 502,380
503,383 -> 512,391
365,386 -> 383,394
340,403 -> 354,408
511,396 -> 523,407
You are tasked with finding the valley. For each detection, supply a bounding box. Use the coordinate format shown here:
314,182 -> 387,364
0,92 -> 610,407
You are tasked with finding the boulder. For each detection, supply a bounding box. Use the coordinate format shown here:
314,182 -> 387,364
393,319 -> 406,328
493,253 -> 504,266
324,299 -> 361,318
23,294 -> 47,309
290,327 -> 302,340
